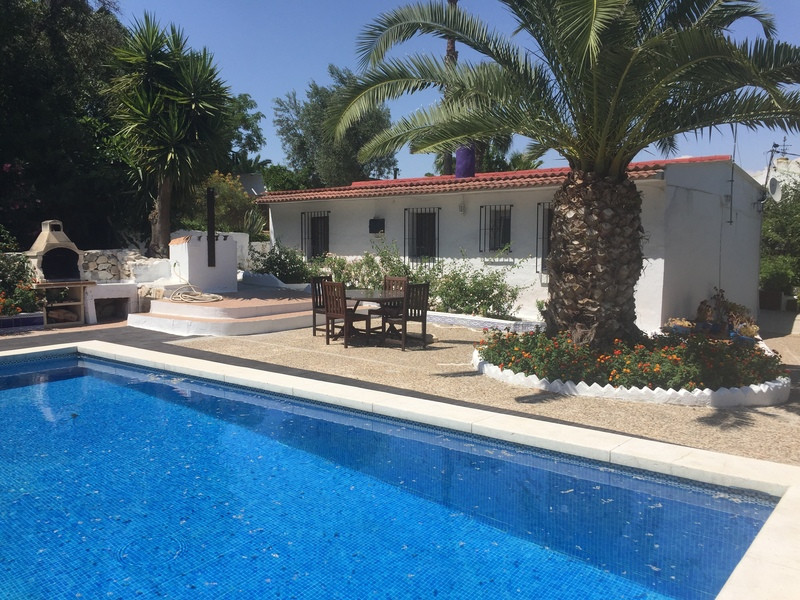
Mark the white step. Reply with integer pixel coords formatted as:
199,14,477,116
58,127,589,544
127,310,312,337
147,297,312,319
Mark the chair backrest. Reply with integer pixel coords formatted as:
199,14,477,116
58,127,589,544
322,280,348,319
383,276,407,293
311,275,332,311
405,282,429,321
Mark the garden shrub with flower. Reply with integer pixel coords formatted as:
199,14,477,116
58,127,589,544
0,225,41,316
476,329,785,392
249,240,523,318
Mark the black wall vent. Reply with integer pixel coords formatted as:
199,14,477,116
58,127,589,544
369,218,385,234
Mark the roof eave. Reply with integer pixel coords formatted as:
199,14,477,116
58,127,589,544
257,155,730,205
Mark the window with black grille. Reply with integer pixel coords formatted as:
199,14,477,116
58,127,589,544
479,204,512,253
301,211,330,259
536,202,553,273
404,207,439,262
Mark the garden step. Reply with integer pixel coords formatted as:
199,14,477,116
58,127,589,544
146,296,312,319
127,309,312,337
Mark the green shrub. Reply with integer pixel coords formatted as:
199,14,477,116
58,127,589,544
416,257,521,319
243,208,269,242
476,329,785,391
249,241,316,283
0,224,19,253
0,224,40,315
248,238,523,318
318,241,411,290
180,171,258,234
314,242,521,319
760,255,795,293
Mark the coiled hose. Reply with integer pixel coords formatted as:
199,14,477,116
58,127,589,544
169,284,223,303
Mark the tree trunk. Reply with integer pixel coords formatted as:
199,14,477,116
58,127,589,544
441,152,454,175
439,0,458,177
545,171,644,345
148,178,172,257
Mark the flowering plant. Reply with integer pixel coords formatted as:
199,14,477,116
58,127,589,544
0,228,41,315
0,283,40,316
476,328,785,392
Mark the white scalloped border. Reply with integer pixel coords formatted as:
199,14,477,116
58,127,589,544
472,349,791,407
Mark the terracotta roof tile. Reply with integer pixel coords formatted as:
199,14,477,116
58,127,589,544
256,155,731,204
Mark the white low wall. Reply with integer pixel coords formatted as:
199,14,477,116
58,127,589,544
84,282,139,325
82,249,171,283
169,234,238,293
172,230,251,270
471,349,791,407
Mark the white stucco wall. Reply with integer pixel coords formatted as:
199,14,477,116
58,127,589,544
169,234,238,293
633,180,667,332
172,230,250,270
656,162,761,325
268,188,553,321
266,160,762,331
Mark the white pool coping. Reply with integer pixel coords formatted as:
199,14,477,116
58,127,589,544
2,340,798,599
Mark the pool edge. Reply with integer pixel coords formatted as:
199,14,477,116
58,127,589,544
3,340,798,599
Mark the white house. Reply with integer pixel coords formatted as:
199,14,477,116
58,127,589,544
256,155,764,332
751,154,800,198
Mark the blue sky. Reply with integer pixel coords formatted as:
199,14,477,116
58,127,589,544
118,0,800,180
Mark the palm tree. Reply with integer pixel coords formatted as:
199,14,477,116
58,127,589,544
109,13,231,256
330,0,800,344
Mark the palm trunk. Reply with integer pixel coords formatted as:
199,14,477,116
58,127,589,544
545,171,644,345
439,0,458,177
148,178,172,257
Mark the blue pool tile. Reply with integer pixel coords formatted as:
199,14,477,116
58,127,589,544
0,356,774,600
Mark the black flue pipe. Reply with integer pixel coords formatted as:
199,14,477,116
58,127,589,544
206,187,216,267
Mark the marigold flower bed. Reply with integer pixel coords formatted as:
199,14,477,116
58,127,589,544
475,329,786,392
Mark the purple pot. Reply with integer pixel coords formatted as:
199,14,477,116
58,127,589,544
455,145,476,178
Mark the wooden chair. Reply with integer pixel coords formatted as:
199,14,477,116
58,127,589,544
381,282,429,351
322,281,371,348
310,275,332,336
368,275,407,322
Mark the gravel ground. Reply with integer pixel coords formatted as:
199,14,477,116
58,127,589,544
173,323,800,467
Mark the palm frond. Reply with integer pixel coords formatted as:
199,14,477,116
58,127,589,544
335,0,800,179
553,0,628,69
661,0,776,37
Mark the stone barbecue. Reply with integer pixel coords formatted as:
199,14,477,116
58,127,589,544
24,220,139,326
26,220,85,282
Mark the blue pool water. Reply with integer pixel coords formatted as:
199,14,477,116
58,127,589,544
0,356,774,599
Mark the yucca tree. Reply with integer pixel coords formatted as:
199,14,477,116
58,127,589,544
330,0,800,344
109,13,231,256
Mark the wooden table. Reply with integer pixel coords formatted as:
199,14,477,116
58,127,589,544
345,288,404,310
345,289,405,342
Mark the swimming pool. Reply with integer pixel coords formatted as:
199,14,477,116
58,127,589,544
1,342,799,599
